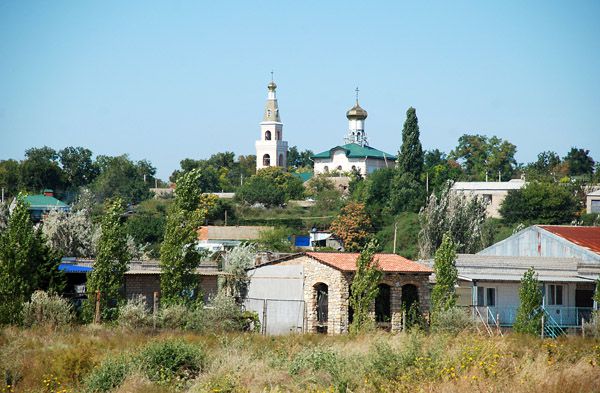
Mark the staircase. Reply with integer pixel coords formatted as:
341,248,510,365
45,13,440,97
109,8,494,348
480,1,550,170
542,307,565,339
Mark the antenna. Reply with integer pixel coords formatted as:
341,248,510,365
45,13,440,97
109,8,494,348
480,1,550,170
355,86,359,103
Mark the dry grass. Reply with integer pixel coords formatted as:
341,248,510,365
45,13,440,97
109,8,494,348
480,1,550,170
0,326,598,393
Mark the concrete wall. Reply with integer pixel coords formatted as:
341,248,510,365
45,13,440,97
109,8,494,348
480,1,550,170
124,274,219,306
587,194,600,213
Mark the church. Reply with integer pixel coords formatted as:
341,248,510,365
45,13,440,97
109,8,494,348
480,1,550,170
254,81,395,176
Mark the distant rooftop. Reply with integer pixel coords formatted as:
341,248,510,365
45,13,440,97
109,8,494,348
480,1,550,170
312,143,395,160
451,178,525,191
539,225,600,255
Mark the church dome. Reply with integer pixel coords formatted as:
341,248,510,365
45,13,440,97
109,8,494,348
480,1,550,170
268,81,277,90
346,102,368,120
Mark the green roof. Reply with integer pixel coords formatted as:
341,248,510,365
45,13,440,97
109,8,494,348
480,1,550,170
291,172,314,182
23,195,69,209
312,143,396,160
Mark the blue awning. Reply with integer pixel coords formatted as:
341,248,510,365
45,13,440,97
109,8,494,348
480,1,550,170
58,263,92,273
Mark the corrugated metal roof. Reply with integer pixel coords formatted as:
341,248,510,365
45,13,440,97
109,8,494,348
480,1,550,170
451,179,525,191
23,194,69,209
539,225,600,255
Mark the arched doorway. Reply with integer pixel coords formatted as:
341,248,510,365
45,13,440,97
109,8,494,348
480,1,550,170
401,284,419,310
314,283,328,333
375,284,391,325
265,130,272,140
263,154,270,167
278,153,284,166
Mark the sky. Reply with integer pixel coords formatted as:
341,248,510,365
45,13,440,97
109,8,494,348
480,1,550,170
1,1,599,180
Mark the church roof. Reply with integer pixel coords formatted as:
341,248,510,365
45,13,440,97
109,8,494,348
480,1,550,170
312,143,396,161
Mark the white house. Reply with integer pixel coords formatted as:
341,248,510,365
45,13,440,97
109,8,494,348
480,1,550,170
451,179,526,218
312,93,395,176
586,189,600,214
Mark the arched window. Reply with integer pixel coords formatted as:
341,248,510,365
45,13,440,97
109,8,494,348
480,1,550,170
375,284,391,323
265,130,272,140
276,130,281,140
263,154,270,167
337,165,343,171
314,283,329,333
323,166,329,173
401,284,419,311
278,153,284,166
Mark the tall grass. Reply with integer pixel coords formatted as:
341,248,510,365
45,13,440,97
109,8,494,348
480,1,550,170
0,326,598,393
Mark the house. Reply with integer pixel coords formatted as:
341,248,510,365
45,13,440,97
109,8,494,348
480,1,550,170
430,225,600,330
197,225,273,253
312,93,395,176
586,189,600,214
58,258,225,305
450,179,525,218
246,252,432,334
11,190,70,222
429,254,598,329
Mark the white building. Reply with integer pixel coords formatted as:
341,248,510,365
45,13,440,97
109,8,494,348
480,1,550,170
586,189,600,214
312,93,395,176
451,179,526,218
255,80,288,171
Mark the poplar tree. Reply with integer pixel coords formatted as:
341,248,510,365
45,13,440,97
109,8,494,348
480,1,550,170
349,240,383,334
86,197,130,320
431,233,458,316
513,267,543,335
160,169,211,305
389,107,425,213
0,196,63,324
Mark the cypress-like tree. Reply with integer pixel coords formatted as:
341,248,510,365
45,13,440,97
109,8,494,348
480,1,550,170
349,240,383,334
86,197,130,320
431,233,458,316
513,267,543,335
0,196,63,324
160,169,208,305
389,107,425,213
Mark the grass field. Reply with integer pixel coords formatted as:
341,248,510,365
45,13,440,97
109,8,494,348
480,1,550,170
1,326,599,393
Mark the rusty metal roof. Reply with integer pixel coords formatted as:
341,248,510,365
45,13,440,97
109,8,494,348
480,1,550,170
539,225,600,255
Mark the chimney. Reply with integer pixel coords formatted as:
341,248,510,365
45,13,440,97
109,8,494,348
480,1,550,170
43,189,54,197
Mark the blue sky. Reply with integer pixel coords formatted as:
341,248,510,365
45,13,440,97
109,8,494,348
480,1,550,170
1,1,599,180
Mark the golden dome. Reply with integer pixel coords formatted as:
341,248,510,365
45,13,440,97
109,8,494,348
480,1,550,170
346,102,368,120
267,81,277,90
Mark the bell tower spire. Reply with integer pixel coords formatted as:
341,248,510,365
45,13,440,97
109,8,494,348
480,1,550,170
344,87,369,146
255,76,288,171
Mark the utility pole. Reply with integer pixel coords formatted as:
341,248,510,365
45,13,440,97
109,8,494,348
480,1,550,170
426,172,429,195
498,171,501,182
1,187,4,204
393,222,398,254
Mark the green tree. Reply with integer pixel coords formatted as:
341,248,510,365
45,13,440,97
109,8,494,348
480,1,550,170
20,146,64,194
236,167,304,207
499,182,578,224
451,134,517,181
287,146,314,170
564,147,595,177
389,107,425,213
0,196,63,324
513,267,543,335
160,169,209,305
92,155,152,204
0,159,21,199
58,146,99,188
86,198,130,320
524,151,562,181
431,233,458,316
349,240,383,334
423,150,464,195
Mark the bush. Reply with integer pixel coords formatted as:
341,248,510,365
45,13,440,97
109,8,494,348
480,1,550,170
117,297,152,329
159,302,204,331
204,293,246,332
582,311,600,338
84,355,132,393
431,307,474,334
21,290,73,328
138,339,205,384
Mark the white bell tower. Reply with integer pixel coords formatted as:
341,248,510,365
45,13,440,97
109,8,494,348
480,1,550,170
255,76,288,171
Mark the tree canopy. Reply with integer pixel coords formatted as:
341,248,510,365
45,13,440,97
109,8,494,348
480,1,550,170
451,134,517,181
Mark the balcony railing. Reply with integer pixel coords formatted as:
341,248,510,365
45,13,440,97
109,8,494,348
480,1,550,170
479,306,593,328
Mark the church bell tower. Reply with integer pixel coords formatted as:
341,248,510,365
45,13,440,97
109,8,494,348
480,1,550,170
255,77,288,171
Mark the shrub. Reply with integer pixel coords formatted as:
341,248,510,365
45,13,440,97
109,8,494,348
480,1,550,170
137,339,205,384
583,311,600,338
204,293,246,332
289,346,349,391
21,290,73,328
431,307,474,334
368,341,402,379
84,355,132,393
117,297,151,329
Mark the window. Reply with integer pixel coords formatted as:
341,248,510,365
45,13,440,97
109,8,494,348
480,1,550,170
323,166,329,172
278,153,284,166
337,165,343,171
276,130,280,140
482,194,492,204
486,288,496,307
267,109,272,117
262,154,270,167
477,287,485,306
265,130,272,140
548,284,563,305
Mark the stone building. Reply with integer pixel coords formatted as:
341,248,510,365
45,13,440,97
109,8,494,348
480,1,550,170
247,252,432,334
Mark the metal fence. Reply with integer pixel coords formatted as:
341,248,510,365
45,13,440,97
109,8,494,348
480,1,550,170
243,297,305,335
